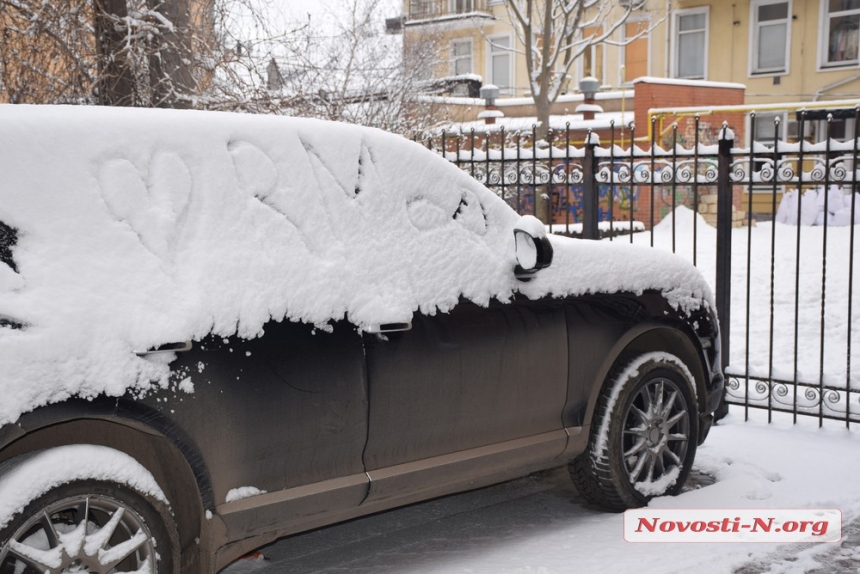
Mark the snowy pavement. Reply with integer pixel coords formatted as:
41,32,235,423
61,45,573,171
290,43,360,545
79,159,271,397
224,410,860,574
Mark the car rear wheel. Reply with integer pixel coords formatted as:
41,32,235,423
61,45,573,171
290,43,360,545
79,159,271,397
570,352,698,512
0,481,175,574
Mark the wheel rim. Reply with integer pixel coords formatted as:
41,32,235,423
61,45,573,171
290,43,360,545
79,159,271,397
0,494,156,574
621,376,690,487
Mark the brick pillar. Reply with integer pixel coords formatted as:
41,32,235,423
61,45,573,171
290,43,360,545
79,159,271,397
632,78,747,229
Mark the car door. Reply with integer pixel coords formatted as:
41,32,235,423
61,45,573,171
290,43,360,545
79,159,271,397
361,296,569,505
145,319,369,538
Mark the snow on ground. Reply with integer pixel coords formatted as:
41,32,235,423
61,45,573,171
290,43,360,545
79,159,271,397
632,207,860,395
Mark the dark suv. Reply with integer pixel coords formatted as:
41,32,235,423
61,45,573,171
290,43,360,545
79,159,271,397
0,105,723,574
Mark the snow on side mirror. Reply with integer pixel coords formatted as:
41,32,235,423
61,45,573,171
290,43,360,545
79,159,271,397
514,215,553,281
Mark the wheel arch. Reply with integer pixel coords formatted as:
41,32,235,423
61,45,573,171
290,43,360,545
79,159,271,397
0,399,216,572
581,321,708,430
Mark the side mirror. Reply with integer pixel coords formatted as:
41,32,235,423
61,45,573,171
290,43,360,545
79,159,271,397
513,216,553,281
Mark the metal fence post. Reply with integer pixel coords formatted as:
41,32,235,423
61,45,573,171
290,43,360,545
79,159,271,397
716,125,733,372
582,132,599,240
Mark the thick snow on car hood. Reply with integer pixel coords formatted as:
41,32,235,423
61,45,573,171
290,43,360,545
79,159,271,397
0,105,711,425
522,234,713,313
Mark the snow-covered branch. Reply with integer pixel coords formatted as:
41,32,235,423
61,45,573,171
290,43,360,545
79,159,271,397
0,0,450,132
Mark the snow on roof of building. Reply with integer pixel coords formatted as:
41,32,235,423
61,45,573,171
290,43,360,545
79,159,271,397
441,111,634,134
633,76,746,90
416,89,634,108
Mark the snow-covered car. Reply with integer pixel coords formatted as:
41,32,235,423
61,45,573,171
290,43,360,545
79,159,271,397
0,105,723,574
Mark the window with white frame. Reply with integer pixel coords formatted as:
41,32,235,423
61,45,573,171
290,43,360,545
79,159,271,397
821,0,860,67
622,20,650,84
580,27,605,84
409,0,435,18
450,39,473,76
451,0,474,13
751,112,787,143
749,112,787,195
673,8,708,79
751,0,790,74
488,35,513,95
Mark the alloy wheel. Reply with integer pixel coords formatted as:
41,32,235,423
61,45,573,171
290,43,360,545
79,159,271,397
621,377,691,485
0,494,156,574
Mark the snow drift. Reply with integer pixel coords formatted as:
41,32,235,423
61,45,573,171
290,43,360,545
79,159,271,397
775,185,860,227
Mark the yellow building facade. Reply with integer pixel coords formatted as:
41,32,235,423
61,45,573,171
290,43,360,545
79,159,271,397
400,0,860,217
402,0,656,96
402,0,860,105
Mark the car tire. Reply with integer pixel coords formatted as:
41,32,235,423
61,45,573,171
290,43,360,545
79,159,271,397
0,480,177,574
570,352,699,512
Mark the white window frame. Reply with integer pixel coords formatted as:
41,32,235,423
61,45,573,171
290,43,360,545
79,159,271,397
749,0,791,76
818,0,860,69
620,16,651,85
450,0,474,13
670,7,709,80
409,0,435,18
576,39,607,86
748,111,788,144
486,34,514,95
450,38,473,77
747,111,788,195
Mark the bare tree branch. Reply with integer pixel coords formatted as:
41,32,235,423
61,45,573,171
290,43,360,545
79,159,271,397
0,0,446,133
499,0,660,221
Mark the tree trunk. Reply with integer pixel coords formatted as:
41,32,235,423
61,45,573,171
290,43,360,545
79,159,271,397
534,92,553,223
95,0,137,106
150,0,195,108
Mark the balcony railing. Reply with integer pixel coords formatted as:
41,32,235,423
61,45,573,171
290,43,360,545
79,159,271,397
407,0,490,21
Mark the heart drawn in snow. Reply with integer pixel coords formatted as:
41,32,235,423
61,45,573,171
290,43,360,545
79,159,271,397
97,152,192,261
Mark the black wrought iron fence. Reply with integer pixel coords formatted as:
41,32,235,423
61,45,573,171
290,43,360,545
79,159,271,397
728,110,860,427
422,121,721,256
424,109,860,426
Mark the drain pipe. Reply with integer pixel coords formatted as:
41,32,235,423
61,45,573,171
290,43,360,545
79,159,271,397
813,73,860,101
664,0,672,77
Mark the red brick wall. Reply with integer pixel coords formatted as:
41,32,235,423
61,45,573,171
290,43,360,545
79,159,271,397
633,78,746,145
630,79,747,227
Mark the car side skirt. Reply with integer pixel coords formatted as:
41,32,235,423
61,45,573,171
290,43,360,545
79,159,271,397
214,428,586,569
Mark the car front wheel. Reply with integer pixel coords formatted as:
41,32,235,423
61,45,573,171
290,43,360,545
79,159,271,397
0,480,175,574
570,352,699,511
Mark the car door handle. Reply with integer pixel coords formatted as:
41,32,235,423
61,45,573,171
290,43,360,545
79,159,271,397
365,322,412,334
135,341,193,356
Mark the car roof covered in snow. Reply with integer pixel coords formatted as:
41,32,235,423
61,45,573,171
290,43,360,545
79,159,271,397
0,105,711,425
